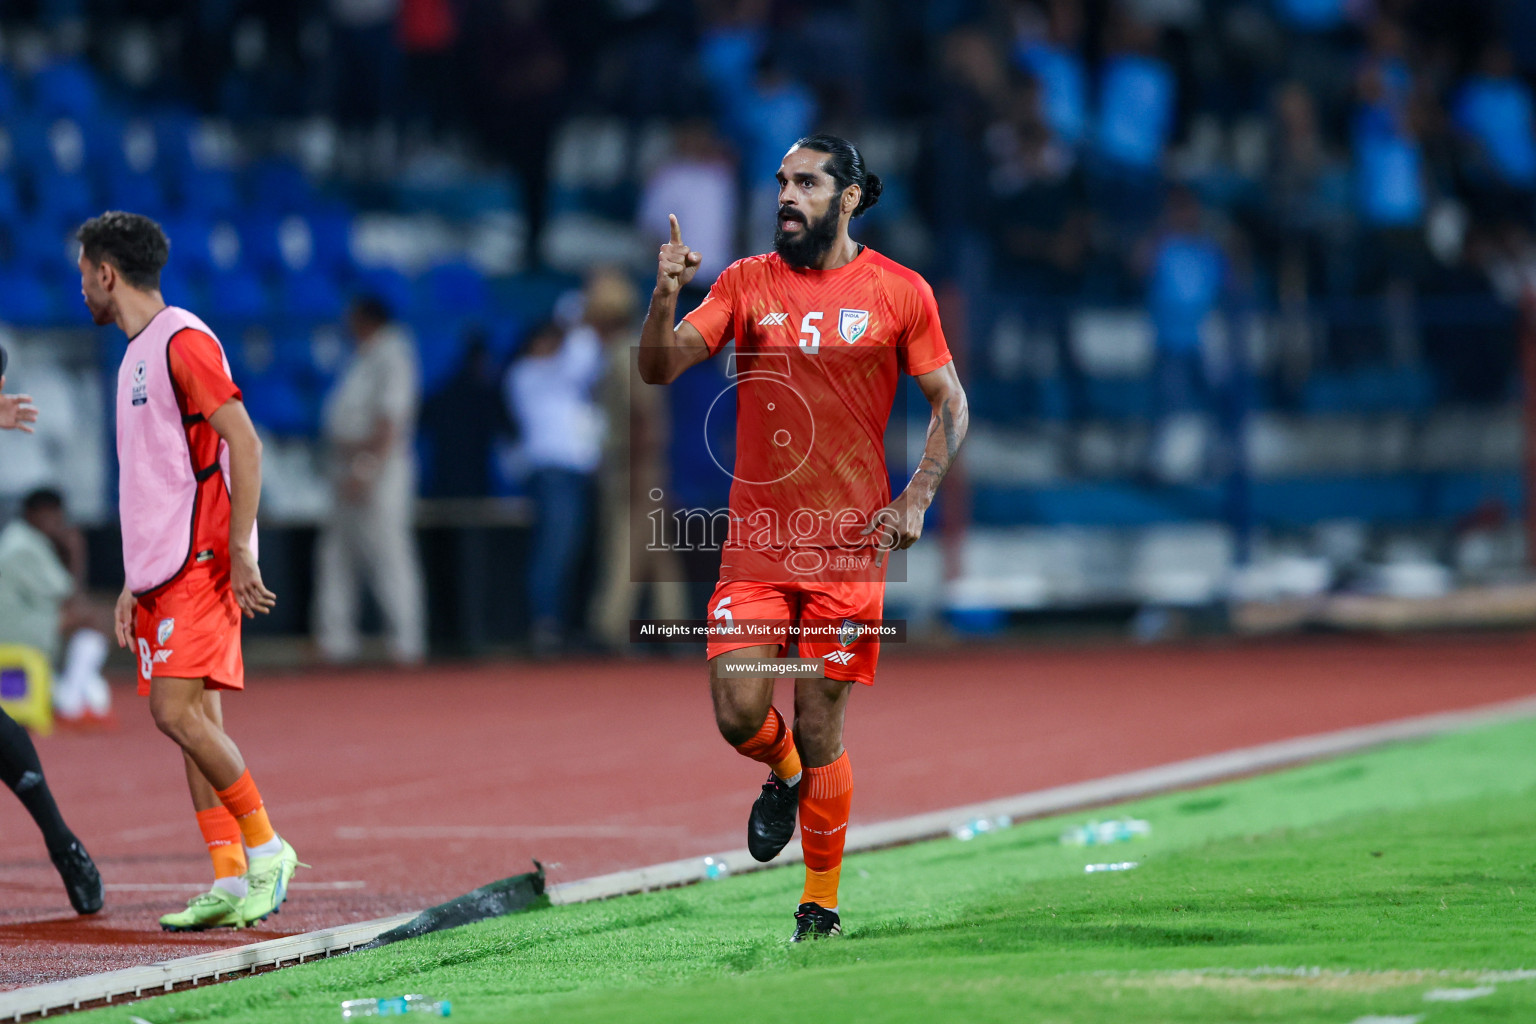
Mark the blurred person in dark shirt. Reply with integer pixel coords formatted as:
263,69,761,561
421,329,512,498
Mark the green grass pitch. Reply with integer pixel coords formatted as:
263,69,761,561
82,716,1536,1023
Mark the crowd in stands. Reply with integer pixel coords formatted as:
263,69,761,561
0,0,1529,485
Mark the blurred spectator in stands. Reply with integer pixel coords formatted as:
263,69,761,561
469,0,569,268
315,296,426,665
1420,223,1517,406
329,0,401,126
1351,18,1429,295
582,269,687,650
420,328,512,498
0,489,114,725
732,53,819,256
1091,10,1175,238
506,320,604,657
985,72,1091,419
1268,80,1350,301
1453,44,1536,223
1009,0,1088,149
398,0,460,136
933,25,1011,246
637,118,738,301
1139,186,1229,479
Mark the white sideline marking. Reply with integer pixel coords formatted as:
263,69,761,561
104,881,367,893
1423,986,1496,1002
3,692,1533,1022
335,825,688,841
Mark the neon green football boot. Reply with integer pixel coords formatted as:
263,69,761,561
160,887,245,931
241,837,300,926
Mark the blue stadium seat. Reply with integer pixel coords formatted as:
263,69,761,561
0,175,20,222
235,214,283,273
31,60,99,121
352,266,415,320
240,372,312,437
249,159,313,214
206,268,268,321
177,167,240,217
421,262,490,313
0,269,59,325
12,217,73,275
159,215,216,275
306,209,353,272
5,115,54,176
102,168,167,215
33,171,96,225
157,262,201,310
281,267,344,319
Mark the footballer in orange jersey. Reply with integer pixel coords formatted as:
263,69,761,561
640,135,969,940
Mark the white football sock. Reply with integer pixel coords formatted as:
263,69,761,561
246,835,283,860
213,875,249,898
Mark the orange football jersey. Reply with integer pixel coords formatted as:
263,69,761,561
683,247,951,577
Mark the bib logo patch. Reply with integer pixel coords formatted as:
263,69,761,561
131,360,148,407
157,617,175,646
838,309,869,344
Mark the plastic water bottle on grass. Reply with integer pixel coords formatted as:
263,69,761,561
340,995,452,1018
1060,818,1151,847
702,856,730,880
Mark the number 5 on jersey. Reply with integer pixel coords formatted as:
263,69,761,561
799,312,823,355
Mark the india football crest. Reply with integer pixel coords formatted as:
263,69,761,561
838,308,869,344
838,618,860,647
157,618,175,645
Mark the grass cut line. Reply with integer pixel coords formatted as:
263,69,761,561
74,715,1536,1024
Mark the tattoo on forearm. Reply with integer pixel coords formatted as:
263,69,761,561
910,397,967,492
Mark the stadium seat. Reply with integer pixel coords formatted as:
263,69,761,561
352,265,415,319
413,323,467,396
102,167,168,213
10,220,73,276
31,59,99,121
281,267,345,319
158,215,216,275
177,166,241,217
421,262,490,313
33,171,97,226
0,268,60,325
0,174,19,222
235,214,283,273
206,267,269,321
249,158,314,215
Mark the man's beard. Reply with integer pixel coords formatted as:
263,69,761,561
773,204,840,268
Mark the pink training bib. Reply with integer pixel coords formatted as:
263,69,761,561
116,306,256,594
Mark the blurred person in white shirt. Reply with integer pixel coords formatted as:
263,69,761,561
637,119,738,300
0,489,115,724
505,320,604,656
315,296,426,664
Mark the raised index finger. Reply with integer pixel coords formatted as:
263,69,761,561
669,213,682,245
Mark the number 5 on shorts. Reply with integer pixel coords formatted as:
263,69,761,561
712,596,734,627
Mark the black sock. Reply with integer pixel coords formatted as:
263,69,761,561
0,708,74,853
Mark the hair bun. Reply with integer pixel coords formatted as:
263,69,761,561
857,172,883,216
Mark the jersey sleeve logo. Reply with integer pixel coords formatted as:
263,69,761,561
757,312,790,326
838,309,870,344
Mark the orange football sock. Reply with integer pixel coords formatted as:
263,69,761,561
196,806,247,879
798,751,853,908
732,706,803,782
215,770,276,849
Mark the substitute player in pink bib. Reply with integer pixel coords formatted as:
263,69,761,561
78,212,300,932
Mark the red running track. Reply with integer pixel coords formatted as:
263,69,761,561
3,632,1535,989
